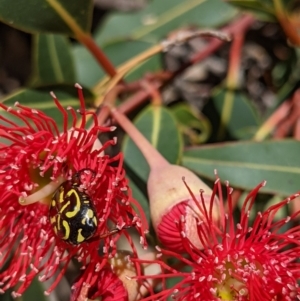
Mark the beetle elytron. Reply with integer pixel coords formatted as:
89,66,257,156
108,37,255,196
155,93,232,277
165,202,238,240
49,169,98,245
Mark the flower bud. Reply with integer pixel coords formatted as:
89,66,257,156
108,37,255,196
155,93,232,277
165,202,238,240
72,251,141,301
148,164,220,252
109,108,220,252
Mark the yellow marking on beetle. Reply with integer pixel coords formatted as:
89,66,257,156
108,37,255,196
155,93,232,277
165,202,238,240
65,189,81,218
83,200,89,204
57,214,61,230
86,209,94,219
62,220,70,239
58,187,65,203
93,216,97,225
50,216,56,225
81,217,87,225
51,200,56,207
59,200,71,215
77,229,85,243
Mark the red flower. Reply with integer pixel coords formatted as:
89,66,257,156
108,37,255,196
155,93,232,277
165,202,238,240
135,173,300,301
0,84,148,298
71,250,142,301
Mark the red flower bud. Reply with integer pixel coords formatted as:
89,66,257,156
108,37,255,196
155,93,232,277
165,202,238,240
148,164,220,252
110,108,220,252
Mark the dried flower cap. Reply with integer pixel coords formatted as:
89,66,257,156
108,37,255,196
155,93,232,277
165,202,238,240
137,176,300,301
0,84,148,297
110,251,140,301
148,164,220,252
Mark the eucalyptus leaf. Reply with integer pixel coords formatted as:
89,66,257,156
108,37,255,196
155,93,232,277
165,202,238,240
0,85,94,129
73,40,158,88
0,291,13,301
127,175,150,225
122,105,183,182
182,140,300,196
96,0,237,44
212,88,260,140
0,0,93,36
31,34,76,86
226,0,276,21
22,277,48,301
172,103,211,145
73,0,237,87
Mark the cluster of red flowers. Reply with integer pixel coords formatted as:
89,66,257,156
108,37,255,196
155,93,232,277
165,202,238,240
0,84,148,300
135,176,300,300
1,84,300,301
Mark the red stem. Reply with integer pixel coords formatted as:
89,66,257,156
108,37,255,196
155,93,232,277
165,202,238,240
110,108,169,171
274,0,300,46
117,15,255,116
191,15,254,64
118,81,162,114
79,34,117,77
227,32,244,88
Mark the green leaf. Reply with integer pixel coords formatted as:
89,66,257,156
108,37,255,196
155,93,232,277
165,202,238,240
0,0,93,36
212,88,260,139
73,0,237,87
22,277,48,301
73,39,159,88
0,85,94,128
122,106,183,182
127,176,150,225
0,291,13,301
0,278,48,301
96,0,236,44
171,103,211,145
31,34,76,86
269,49,300,110
124,56,161,83
228,0,297,22
226,0,276,21
182,140,300,196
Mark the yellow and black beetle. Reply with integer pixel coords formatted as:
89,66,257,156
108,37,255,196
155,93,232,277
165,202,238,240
49,169,98,245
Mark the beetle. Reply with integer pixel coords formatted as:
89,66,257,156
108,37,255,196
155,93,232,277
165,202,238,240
49,169,98,245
